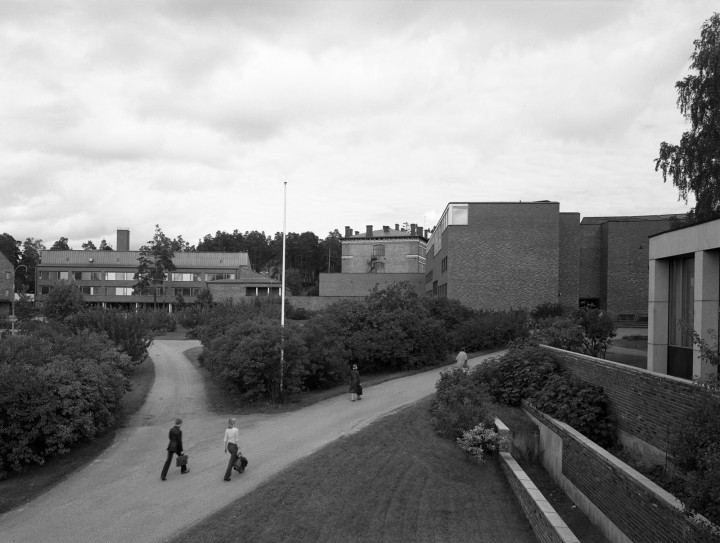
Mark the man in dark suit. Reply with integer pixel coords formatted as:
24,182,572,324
161,418,189,480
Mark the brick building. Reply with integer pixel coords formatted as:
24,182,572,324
35,230,281,311
319,223,427,298
579,215,678,320
0,252,13,316
424,202,579,311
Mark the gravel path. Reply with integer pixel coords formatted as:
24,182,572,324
0,340,502,543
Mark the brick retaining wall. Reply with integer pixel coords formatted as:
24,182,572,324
525,406,714,543
540,345,718,463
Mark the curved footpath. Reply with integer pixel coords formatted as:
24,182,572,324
0,341,503,543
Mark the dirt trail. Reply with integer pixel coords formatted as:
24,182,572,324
0,341,501,543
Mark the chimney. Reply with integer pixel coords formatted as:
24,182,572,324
366,225,373,238
410,223,417,236
418,227,424,238
117,228,130,251
383,225,390,233
344,226,352,238
395,223,399,231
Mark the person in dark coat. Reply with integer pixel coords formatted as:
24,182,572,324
161,418,189,480
349,364,360,402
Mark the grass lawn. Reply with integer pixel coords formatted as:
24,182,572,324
171,396,538,543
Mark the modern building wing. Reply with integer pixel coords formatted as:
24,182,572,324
648,217,720,379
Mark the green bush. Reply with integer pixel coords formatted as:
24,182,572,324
533,374,616,448
0,326,131,478
670,395,720,525
530,302,564,321
431,367,491,439
66,310,153,364
473,345,559,406
202,317,309,403
42,280,86,321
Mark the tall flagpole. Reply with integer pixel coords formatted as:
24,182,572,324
280,181,287,401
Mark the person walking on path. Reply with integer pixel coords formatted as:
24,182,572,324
161,418,189,480
223,418,242,481
456,348,468,368
349,364,360,402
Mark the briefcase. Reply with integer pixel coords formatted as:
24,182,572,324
176,454,189,467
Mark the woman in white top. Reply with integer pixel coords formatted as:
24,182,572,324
223,418,241,481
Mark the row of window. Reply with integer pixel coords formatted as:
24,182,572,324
40,285,203,297
38,271,236,282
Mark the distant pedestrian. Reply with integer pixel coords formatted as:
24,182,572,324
161,418,189,481
456,348,468,368
223,418,242,482
349,364,360,402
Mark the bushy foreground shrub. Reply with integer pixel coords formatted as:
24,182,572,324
468,344,616,448
670,395,720,525
456,423,506,463
474,345,559,406
431,367,491,439
0,326,132,478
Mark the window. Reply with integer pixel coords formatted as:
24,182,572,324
75,271,102,280
59,271,69,280
5,272,9,280
668,256,695,379
438,284,447,298
433,281,438,295
372,244,385,258
669,256,695,348
112,287,134,296
40,271,58,280
171,273,199,282
373,262,385,273
441,256,448,273
206,273,235,281
173,287,200,297
105,272,134,280
80,286,103,295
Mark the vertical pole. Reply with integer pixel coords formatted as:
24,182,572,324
280,181,287,401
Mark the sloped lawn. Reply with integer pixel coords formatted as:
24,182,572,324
172,396,537,543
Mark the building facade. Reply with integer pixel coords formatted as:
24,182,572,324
424,202,579,311
0,252,13,316
648,218,720,379
319,223,428,298
32,229,284,311
579,215,678,320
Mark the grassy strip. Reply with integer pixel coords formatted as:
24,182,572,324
0,355,155,515
172,397,537,543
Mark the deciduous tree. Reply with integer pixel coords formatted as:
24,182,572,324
50,237,70,251
133,225,176,309
656,13,720,223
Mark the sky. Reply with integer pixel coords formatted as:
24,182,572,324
1,0,717,250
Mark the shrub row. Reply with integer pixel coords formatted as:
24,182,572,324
189,282,530,403
0,325,134,478
432,344,617,449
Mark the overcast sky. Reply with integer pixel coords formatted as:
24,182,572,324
1,0,716,250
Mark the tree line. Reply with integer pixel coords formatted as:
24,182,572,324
0,227,344,296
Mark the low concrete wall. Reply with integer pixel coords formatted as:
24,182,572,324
525,405,715,543
499,452,580,543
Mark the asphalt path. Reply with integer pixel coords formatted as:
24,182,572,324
0,341,503,543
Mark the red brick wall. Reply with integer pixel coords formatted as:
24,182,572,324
542,346,717,456
320,273,425,297
579,223,603,304
526,406,712,543
605,220,672,316
558,213,580,309
446,202,560,310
